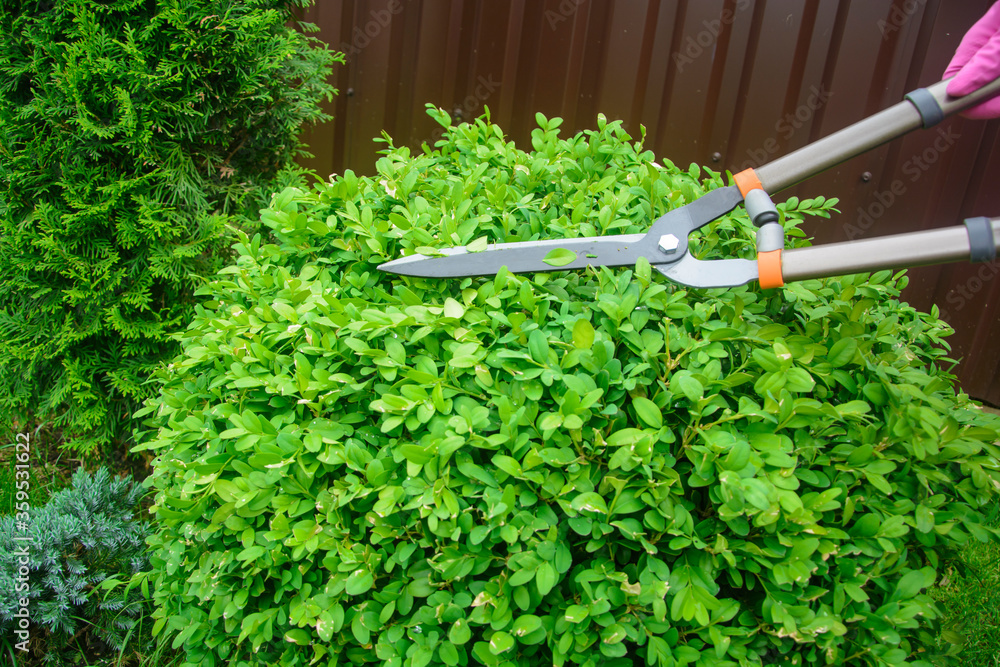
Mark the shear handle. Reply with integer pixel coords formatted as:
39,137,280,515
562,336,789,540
749,76,1000,195
776,217,1000,284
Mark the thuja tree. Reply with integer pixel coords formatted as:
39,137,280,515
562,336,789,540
136,108,1000,666
0,0,341,454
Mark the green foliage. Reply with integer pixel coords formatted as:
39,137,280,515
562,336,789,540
0,467,151,665
0,0,341,454
137,107,1000,666
1,424,87,518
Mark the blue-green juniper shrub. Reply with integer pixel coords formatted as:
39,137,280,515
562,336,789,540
0,467,150,664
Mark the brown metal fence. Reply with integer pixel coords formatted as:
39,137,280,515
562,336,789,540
297,0,1000,405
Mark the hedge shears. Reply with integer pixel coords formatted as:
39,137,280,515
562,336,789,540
379,78,1000,288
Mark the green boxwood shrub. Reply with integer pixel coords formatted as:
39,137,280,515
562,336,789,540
0,0,341,453
137,108,1000,666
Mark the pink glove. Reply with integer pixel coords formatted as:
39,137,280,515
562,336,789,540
945,2,1000,118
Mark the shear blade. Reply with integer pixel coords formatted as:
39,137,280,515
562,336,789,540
378,234,648,278
655,254,759,289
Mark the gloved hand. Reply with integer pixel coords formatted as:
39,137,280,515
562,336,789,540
945,2,1000,118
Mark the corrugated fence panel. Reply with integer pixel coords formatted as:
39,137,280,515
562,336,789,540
297,0,1000,404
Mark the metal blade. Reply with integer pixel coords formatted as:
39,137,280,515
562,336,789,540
377,184,747,280
654,254,758,288
378,234,647,278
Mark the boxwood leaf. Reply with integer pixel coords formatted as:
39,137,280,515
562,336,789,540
489,631,515,654
316,611,337,642
351,613,370,645
828,338,858,367
345,569,374,595
572,318,595,349
467,236,489,252
601,623,627,644
864,471,893,495
284,629,311,645
439,642,460,666
536,561,558,596
632,397,662,429
449,619,472,645
742,479,772,511
785,367,815,392
893,568,935,600
915,504,935,533
674,373,704,402
512,614,542,636
837,400,871,417
400,444,434,465
493,455,523,477
571,492,608,514
444,298,465,319
528,329,550,363
542,248,577,267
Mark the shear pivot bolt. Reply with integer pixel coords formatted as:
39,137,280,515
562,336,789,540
658,234,681,254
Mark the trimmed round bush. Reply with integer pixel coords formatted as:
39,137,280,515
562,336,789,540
138,108,1000,667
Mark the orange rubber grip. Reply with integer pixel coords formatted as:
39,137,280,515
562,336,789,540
734,168,763,197
758,249,784,289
